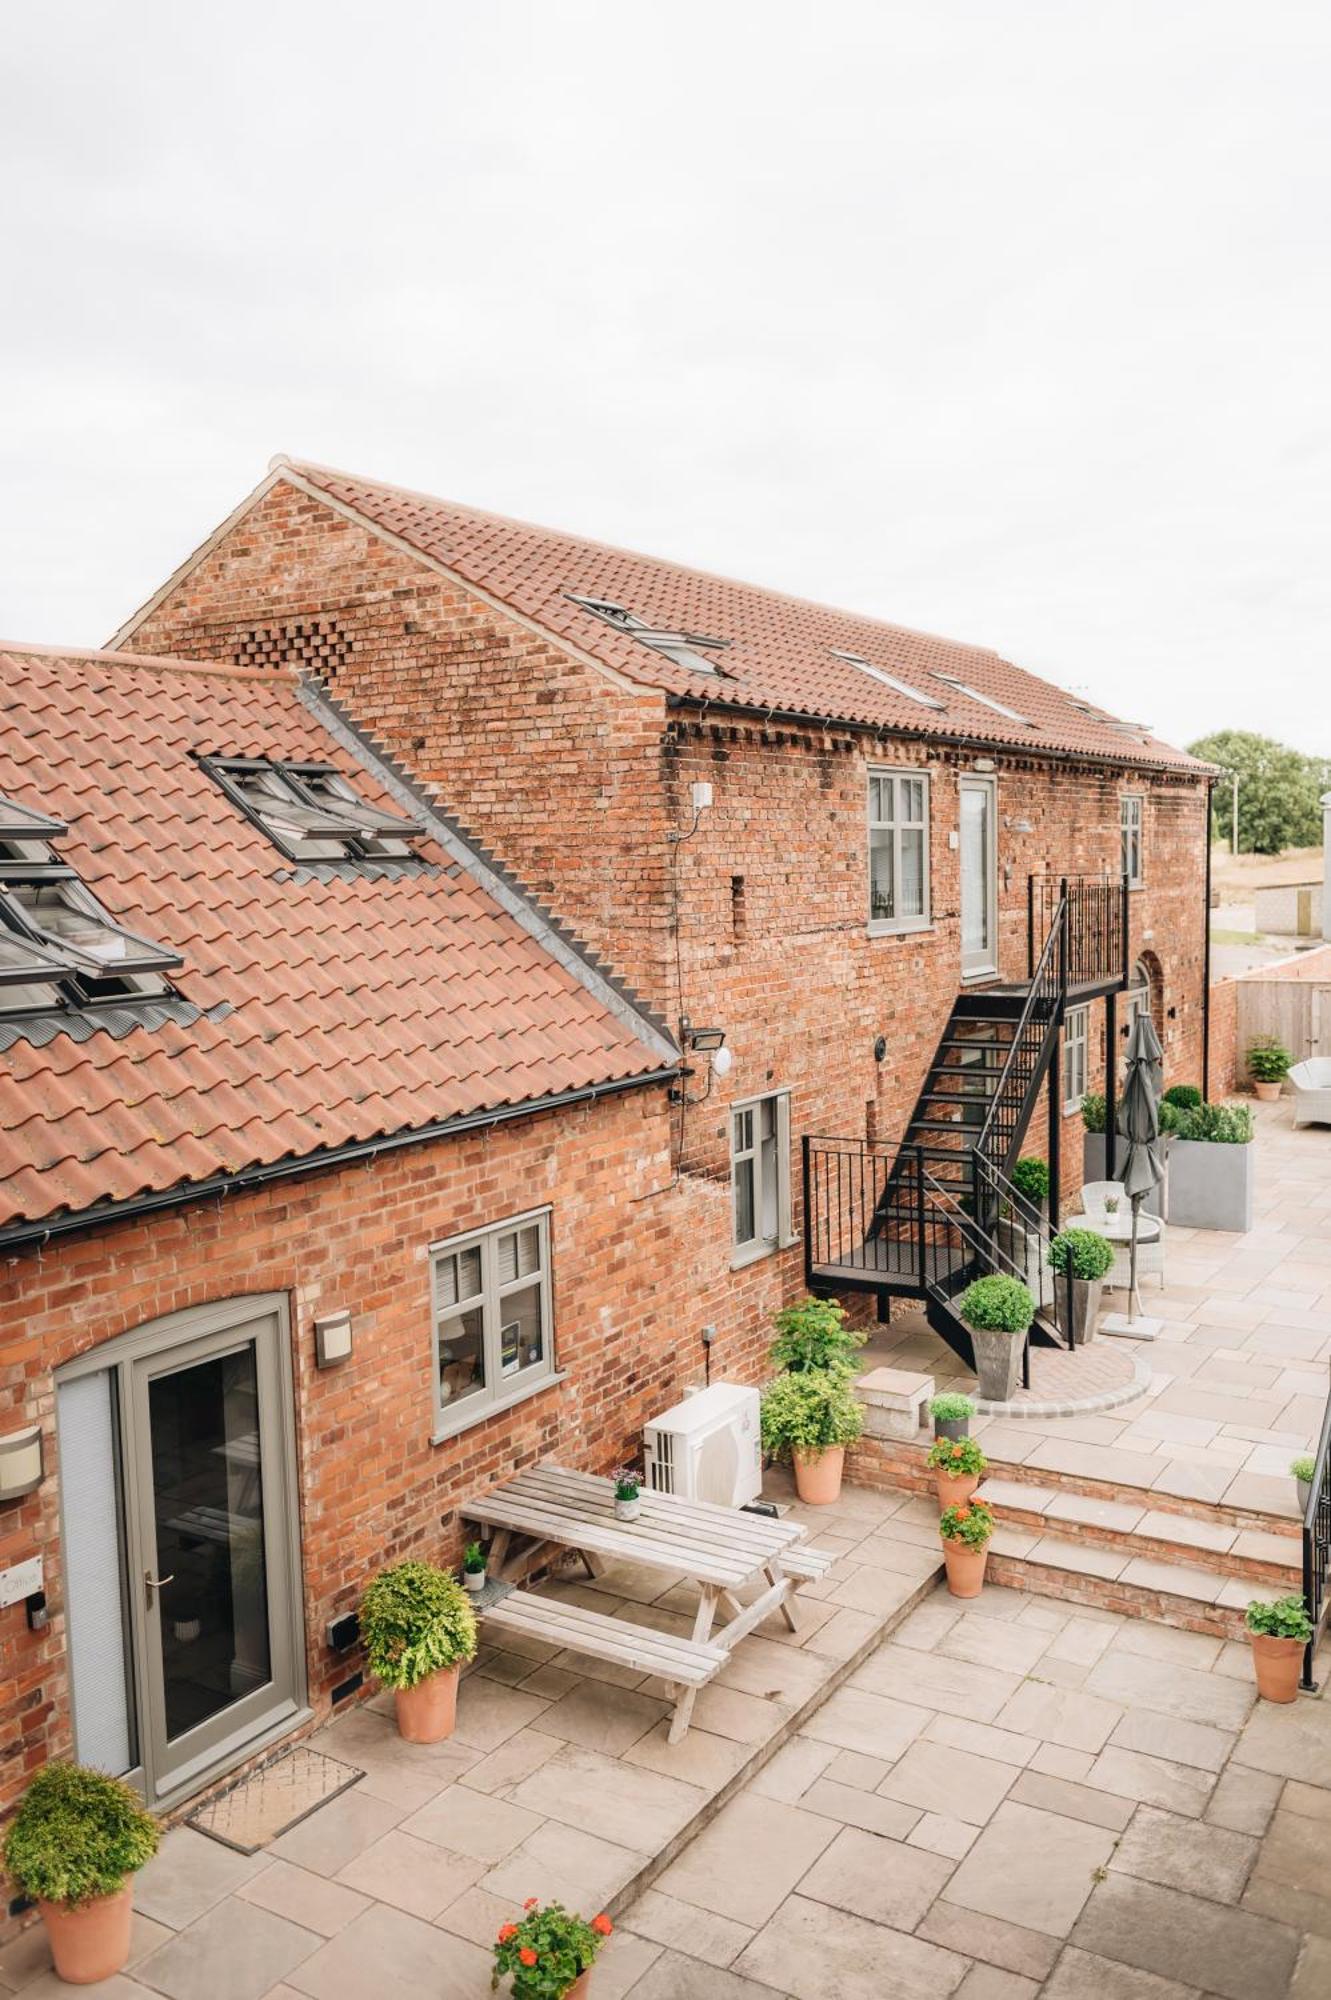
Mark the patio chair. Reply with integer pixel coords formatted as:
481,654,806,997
1290,1059,1331,1129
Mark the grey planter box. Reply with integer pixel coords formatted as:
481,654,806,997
1053,1273,1105,1346
1165,1138,1254,1233
1082,1130,1165,1217
967,1323,1023,1401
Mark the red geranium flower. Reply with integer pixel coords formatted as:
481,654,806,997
592,1913,613,1936
951,1443,963,1457
519,1947,539,1967
497,1923,518,1943
524,1898,539,1910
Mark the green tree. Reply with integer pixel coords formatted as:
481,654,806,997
1187,729,1327,855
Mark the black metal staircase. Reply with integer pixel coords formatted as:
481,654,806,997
804,873,1130,1380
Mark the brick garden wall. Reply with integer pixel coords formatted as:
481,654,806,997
0,1084,766,1828
1208,975,1240,1099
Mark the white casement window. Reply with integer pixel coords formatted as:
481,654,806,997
868,770,930,933
1063,1004,1089,1112
431,1208,555,1438
1120,795,1144,888
732,1091,792,1263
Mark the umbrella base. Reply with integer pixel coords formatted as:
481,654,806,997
1101,1312,1162,1341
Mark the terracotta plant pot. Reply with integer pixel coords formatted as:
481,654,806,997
1253,1080,1282,1103
1249,1630,1304,1703
394,1662,461,1742
942,1538,989,1598
38,1883,134,1985
564,1973,591,1999
793,1445,844,1505
934,1469,980,1511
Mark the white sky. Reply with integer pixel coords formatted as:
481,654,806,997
2,2,1328,755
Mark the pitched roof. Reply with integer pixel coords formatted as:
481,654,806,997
0,644,675,1237
260,459,1200,772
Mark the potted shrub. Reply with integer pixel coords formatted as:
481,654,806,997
1010,1156,1050,1217
768,1295,866,1377
930,1391,975,1441
613,1469,642,1523
760,1369,863,1505
492,1899,613,1998
1248,1038,1292,1103
1049,1227,1114,1346
939,1498,995,1598
1244,1594,1313,1704
927,1434,987,1510
1163,1083,1202,1111
2,1763,159,1985
462,1541,488,1594
360,1559,478,1744
1292,1455,1316,1516
996,1156,1051,1284
1167,1101,1255,1232
956,1275,1034,1403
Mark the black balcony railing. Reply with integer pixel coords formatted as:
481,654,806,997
1301,1370,1331,1689
1028,872,1129,991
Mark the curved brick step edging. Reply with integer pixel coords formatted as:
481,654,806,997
976,1352,1153,1419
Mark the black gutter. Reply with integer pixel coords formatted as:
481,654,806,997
665,692,1212,780
1202,776,1214,1101
0,1067,679,1256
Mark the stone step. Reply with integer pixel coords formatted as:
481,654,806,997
984,1537,1287,1642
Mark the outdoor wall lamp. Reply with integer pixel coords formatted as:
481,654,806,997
0,1425,44,1502
682,1020,726,1053
314,1311,354,1369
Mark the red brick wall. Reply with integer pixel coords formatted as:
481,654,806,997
1208,976,1240,1098
126,474,1211,1271
0,1085,769,1826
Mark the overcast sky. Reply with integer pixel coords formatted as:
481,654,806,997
2,3,1327,755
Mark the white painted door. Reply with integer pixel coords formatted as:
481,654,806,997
959,777,998,980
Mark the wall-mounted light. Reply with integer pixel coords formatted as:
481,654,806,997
0,1425,44,1502
314,1311,354,1369
681,1021,726,1053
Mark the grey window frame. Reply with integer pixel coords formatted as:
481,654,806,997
565,594,732,677
730,1089,793,1267
200,756,424,863
1063,1004,1089,1113
429,1207,558,1441
1121,794,1144,888
867,767,932,935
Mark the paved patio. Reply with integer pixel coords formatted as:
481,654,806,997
865,1097,1331,1519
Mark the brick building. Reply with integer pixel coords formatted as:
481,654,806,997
0,641,750,1831
115,457,1213,1316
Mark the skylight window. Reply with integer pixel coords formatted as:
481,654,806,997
202,758,425,862
829,650,947,711
0,793,181,1016
931,675,1033,726
566,594,731,677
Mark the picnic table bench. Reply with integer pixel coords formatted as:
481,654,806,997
462,1463,832,1741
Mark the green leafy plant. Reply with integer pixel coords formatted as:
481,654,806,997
3,1764,159,1908
957,1275,1034,1336
1049,1228,1114,1281
1080,1091,1106,1134
1248,1038,1292,1084
613,1468,641,1502
1157,1100,1181,1136
463,1541,487,1575
768,1296,866,1377
1291,1456,1316,1483
939,1499,995,1549
760,1370,863,1460
1163,1083,1202,1110
1010,1157,1049,1207
492,1899,612,1998
360,1560,478,1691
927,1435,987,1477
930,1392,975,1423
1173,1101,1254,1145
1244,1595,1313,1643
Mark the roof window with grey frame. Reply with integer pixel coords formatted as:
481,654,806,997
200,757,425,862
566,594,734,677
0,793,182,1016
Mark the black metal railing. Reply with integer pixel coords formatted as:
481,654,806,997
978,894,1067,1179
803,1136,924,1283
1301,1373,1331,1690
1028,872,1129,990
918,1164,1037,1388
972,1152,1067,1344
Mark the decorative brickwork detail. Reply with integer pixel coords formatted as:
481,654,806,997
231,618,353,674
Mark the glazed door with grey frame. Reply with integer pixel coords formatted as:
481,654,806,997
959,776,998,980
56,1297,305,1809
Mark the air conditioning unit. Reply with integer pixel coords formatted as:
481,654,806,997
643,1383,763,1508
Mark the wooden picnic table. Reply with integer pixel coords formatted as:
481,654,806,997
462,1463,817,1740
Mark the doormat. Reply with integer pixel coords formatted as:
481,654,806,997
188,1746,364,1855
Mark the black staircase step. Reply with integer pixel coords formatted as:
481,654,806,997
908,1119,981,1136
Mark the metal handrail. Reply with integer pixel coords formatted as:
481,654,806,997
977,892,1066,1175
918,1162,1034,1389
1028,872,1129,989
1301,1370,1331,1690
972,1152,1067,1344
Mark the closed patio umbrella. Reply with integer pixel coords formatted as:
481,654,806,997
1116,1010,1165,1323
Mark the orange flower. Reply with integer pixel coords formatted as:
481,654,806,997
497,1923,518,1943
951,1443,963,1458
519,1947,539,1967
592,1913,613,1936
524,1898,539,1910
